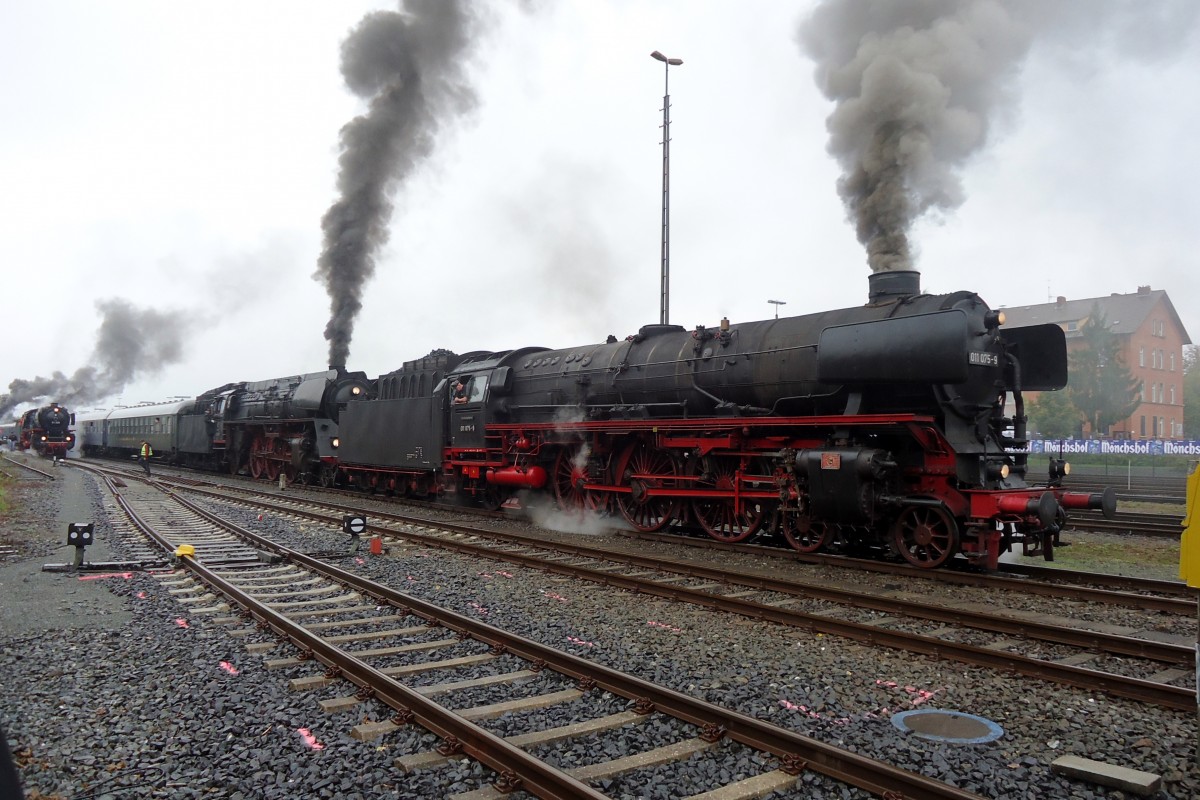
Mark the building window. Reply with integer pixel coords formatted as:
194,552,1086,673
1171,385,1176,404
1139,346,1145,367
1140,416,1146,436
1066,321,1078,332
1170,352,1176,371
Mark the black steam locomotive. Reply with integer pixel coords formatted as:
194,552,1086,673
77,271,1113,570
15,403,75,458
334,271,1113,569
186,369,372,482
77,369,372,482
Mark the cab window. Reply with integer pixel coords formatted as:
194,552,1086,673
467,375,488,404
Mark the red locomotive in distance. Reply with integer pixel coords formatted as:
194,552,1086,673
16,403,76,459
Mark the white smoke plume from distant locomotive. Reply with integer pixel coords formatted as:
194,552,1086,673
314,0,488,369
0,299,188,419
798,0,1199,273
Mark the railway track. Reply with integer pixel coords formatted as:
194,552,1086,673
1,452,58,481
1064,509,1184,537
1066,475,1187,505
73,461,993,799
87,459,1195,599
91,464,1197,713
619,529,1197,609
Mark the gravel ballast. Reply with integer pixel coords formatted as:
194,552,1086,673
2,459,1197,798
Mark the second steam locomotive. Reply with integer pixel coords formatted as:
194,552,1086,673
11,403,75,458
76,271,1114,570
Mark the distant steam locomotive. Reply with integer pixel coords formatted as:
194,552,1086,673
77,369,371,482
75,271,1114,569
14,403,75,458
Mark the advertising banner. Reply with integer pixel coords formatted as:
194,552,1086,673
1009,439,1200,457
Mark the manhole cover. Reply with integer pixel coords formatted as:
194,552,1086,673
891,709,1004,744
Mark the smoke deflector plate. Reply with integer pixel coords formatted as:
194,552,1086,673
890,709,1004,744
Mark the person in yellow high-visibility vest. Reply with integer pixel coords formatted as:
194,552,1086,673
139,440,153,477
1181,464,1200,587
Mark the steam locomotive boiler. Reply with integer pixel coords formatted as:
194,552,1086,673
338,270,1113,570
16,403,75,458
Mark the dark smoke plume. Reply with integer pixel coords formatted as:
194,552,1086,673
799,1,1033,272
798,0,1200,273
0,298,188,419
315,0,485,368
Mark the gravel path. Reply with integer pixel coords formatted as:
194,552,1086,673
2,462,1197,798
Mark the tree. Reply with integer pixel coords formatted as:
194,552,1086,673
1067,305,1140,437
1025,389,1080,439
1185,345,1200,438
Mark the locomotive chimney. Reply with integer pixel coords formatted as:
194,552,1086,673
867,270,921,303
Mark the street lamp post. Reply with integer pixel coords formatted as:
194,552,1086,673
651,50,682,325
768,299,787,319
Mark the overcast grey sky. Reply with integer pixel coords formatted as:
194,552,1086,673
2,1,1198,415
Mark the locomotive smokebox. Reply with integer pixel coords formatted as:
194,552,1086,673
868,270,921,303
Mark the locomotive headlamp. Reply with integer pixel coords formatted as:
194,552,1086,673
984,310,1006,328
351,386,362,396
331,437,340,448
986,461,1010,481
1049,458,1070,485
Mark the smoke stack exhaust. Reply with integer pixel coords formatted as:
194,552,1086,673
868,270,920,303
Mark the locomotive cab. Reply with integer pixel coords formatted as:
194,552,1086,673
448,373,487,450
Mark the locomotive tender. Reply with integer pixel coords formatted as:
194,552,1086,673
74,271,1114,570
14,403,75,458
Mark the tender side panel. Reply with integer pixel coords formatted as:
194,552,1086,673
339,397,443,469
